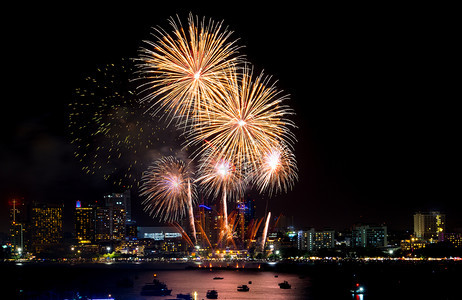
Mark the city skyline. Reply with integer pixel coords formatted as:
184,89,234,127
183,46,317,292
6,192,461,260
2,4,460,234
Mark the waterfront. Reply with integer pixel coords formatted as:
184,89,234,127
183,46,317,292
5,260,462,299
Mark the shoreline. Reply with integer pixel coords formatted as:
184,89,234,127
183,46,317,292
3,257,461,270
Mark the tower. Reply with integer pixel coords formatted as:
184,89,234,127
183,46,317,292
9,198,27,255
75,200,95,244
414,211,445,242
104,190,132,222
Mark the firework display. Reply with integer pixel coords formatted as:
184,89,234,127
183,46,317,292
195,146,245,200
72,13,298,252
186,64,296,170
261,211,271,251
136,13,243,126
140,156,196,223
136,14,298,249
253,143,298,196
195,146,245,235
68,60,183,188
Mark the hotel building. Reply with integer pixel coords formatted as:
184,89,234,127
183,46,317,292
414,211,445,242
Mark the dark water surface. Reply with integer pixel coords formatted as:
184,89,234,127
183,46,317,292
7,263,309,300
4,261,462,299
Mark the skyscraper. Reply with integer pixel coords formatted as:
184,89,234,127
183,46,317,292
94,205,126,241
31,203,63,253
235,196,256,247
104,190,132,221
196,204,219,249
75,200,95,244
95,206,111,241
9,198,28,254
414,211,445,242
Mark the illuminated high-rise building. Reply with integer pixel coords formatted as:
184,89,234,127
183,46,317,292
235,197,256,243
414,211,445,242
9,198,28,254
297,228,335,251
196,204,219,249
31,203,63,253
75,200,95,244
111,206,126,240
125,221,138,240
104,190,132,221
351,225,387,248
94,205,126,241
95,206,111,241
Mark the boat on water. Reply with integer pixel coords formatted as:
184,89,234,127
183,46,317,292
177,293,193,300
350,283,366,295
237,284,250,292
206,289,218,299
213,276,224,280
278,280,291,289
140,279,172,296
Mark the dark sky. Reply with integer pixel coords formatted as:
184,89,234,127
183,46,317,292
1,4,460,233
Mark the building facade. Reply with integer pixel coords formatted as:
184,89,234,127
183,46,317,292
31,203,63,253
234,198,256,247
9,198,28,254
94,205,126,241
414,211,445,242
137,226,185,253
400,236,427,252
196,204,220,249
351,225,387,248
104,190,132,222
297,229,335,252
75,200,95,244
442,233,462,248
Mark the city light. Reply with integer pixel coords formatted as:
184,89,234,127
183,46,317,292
198,204,211,210
2,7,461,300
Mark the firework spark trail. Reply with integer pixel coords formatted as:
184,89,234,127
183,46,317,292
69,60,165,189
172,222,195,248
140,156,195,223
253,143,298,196
222,190,229,236
247,218,263,245
261,211,271,251
135,14,299,251
195,221,213,249
196,147,244,239
187,179,197,244
136,13,243,126
273,213,283,229
185,64,297,170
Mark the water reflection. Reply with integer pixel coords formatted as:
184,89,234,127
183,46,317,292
353,294,364,300
14,267,309,299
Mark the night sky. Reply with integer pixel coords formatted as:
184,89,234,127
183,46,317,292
1,4,460,233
